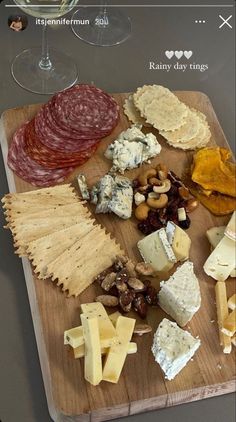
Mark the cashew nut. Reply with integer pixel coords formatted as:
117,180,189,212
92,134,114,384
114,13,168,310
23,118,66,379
148,192,159,199
153,179,171,193
138,168,157,186
135,202,150,220
147,193,168,209
134,192,146,206
156,163,168,181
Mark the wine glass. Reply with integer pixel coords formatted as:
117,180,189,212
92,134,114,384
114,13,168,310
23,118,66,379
71,1,131,46
11,0,79,94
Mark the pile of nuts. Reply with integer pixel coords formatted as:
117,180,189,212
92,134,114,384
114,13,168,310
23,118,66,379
133,163,198,235
95,255,158,319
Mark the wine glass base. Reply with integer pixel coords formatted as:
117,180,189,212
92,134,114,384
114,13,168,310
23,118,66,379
71,7,131,46
11,48,78,94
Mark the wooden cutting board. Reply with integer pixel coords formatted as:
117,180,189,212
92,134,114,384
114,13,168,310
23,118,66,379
0,92,235,422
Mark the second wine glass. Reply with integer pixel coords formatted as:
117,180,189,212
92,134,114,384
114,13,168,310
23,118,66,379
71,1,131,46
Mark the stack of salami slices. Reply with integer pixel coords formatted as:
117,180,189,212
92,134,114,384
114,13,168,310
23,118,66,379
7,84,119,187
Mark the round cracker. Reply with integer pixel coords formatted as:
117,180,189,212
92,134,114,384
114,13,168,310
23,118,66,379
166,120,211,150
159,108,201,143
143,96,188,131
133,85,173,116
123,95,147,126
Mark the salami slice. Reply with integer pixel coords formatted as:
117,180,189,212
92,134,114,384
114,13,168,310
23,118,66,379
50,84,119,135
7,124,75,187
25,119,99,168
34,104,101,153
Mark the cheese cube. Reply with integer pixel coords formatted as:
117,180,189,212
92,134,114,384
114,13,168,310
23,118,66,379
64,326,84,348
158,261,201,327
138,228,177,272
102,316,135,383
81,302,118,348
152,318,201,380
81,315,102,386
204,235,236,281
166,221,191,261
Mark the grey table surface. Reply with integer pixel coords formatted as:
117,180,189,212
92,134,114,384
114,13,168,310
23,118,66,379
0,1,235,421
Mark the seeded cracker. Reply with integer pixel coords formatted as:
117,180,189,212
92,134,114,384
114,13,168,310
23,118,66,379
143,96,188,131
27,221,95,278
45,225,124,297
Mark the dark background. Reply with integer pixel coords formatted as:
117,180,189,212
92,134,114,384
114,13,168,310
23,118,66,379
0,1,235,421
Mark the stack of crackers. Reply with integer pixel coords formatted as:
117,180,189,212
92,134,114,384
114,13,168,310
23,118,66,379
2,184,123,297
124,85,211,150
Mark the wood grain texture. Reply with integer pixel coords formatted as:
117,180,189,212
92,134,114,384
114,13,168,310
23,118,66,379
0,92,235,422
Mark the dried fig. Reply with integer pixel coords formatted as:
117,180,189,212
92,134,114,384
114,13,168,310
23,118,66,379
119,290,135,313
133,294,148,319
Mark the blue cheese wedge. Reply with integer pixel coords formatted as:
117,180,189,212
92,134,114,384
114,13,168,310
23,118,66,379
109,176,133,219
152,318,201,380
137,228,177,272
104,124,161,174
158,261,201,327
76,174,90,201
166,221,191,261
92,174,133,219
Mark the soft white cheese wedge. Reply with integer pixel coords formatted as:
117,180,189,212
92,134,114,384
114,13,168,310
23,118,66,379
152,318,201,380
206,226,236,278
137,228,177,272
104,124,161,173
158,261,201,327
204,235,236,281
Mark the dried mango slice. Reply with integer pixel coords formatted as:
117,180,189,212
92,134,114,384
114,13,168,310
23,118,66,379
192,147,236,197
189,185,236,215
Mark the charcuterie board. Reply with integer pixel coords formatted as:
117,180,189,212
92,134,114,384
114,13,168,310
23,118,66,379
0,91,235,422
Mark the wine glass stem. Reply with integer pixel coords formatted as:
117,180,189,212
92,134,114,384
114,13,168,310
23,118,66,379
39,22,52,71
96,1,109,27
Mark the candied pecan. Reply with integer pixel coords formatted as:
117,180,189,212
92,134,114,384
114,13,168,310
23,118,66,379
133,294,148,319
127,277,145,292
135,262,155,276
113,258,124,272
125,260,137,278
145,286,158,306
116,268,129,292
96,295,118,307
101,272,116,291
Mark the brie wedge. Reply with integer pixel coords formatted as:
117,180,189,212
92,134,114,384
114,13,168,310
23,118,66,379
152,318,201,380
206,226,236,278
158,261,201,327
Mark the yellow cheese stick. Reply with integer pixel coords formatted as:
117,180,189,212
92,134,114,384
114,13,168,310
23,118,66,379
221,309,236,337
103,316,136,383
81,314,102,386
228,293,236,311
81,302,117,348
231,335,236,347
73,341,137,359
215,281,232,354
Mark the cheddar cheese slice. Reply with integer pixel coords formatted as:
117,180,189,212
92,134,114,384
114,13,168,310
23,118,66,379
81,314,102,386
221,309,236,337
102,316,135,383
73,341,137,359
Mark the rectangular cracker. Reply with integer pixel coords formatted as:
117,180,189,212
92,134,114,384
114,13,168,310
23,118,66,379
27,221,95,278
45,226,124,296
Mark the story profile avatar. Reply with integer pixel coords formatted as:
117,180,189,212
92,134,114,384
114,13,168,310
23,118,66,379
8,14,28,32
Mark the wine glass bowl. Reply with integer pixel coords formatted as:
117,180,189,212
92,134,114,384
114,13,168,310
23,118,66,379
11,0,79,94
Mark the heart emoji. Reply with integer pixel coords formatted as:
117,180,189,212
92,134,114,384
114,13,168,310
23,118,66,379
184,50,193,59
175,51,183,59
165,50,174,59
